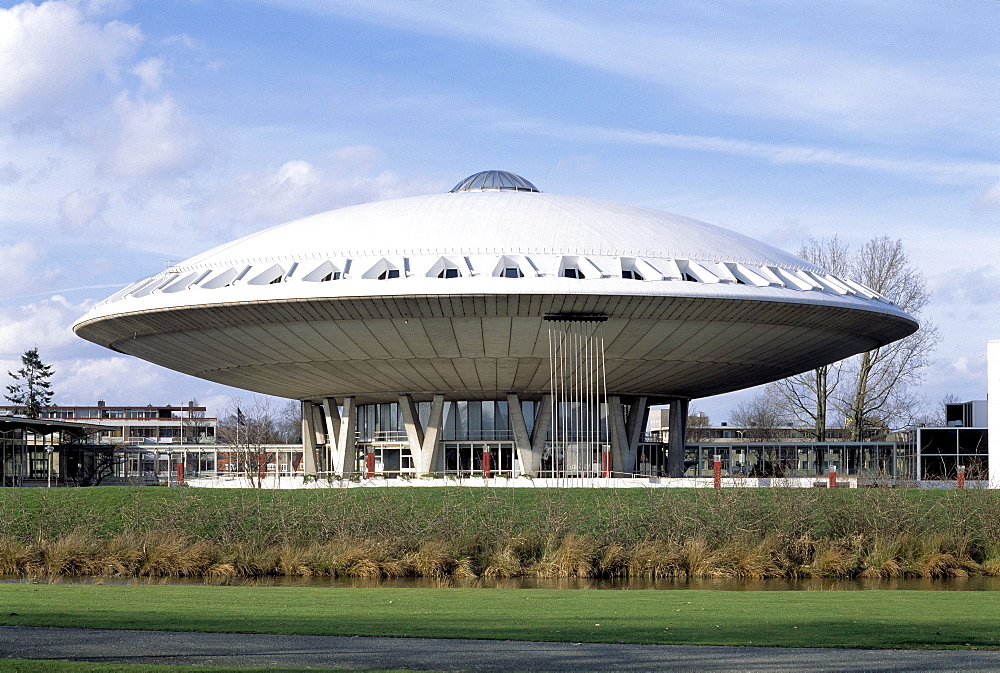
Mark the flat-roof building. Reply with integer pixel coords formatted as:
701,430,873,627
989,339,999,488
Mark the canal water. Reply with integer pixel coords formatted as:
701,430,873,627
4,575,999,590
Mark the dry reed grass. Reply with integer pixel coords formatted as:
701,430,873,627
2,486,1000,580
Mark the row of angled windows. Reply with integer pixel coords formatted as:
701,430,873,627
115,254,882,303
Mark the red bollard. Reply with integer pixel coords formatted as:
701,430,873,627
713,455,721,488
957,465,966,489
366,450,375,478
828,465,837,489
482,449,491,479
602,450,611,478
175,460,184,486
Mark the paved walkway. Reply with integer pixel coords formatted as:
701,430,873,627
3,626,999,671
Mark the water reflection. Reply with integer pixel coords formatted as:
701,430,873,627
3,574,999,591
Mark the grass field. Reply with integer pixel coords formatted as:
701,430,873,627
0,584,997,650
1,486,1000,580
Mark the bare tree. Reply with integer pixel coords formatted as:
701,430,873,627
274,399,303,444
685,408,712,442
766,236,850,440
180,399,211,444
729,393,784,441
768,235,938,440
65,444,118,486
835,236,939,439
912,393,962,427
217,397,281,487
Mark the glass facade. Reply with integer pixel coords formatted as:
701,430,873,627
917,427,988,480
663,443,916,480
343,401,926,482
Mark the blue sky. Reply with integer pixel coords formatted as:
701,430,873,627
1,0,997,422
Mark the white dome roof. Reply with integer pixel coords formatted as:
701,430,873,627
183,190,817,271
74,173,918,402
84,179,899,321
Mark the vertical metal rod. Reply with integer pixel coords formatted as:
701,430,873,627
546,318,609,486
547,326,554,481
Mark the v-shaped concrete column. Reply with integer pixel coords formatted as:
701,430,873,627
335,396,357,477
506,393,537,476
667,397,689,478
301,400,319,477
608,395,628,474
321,397,342,474
528,394,552,476
626,396,649,468
399,394,424,471
417,394,445,475
609,396,650,475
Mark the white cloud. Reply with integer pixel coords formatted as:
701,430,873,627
503,119,1000,186
978,182,1000,210
131,57,164,90
58,188,110,232
281,0,997,137
0,0,141,114
188,148,442,237
162,33,196,50
269,159,321,193
55,356,170,405
0,241,56,297
103,92,206,177
0,161,23,184
82,0,129,17
0,295,90,358
930,266,1000,307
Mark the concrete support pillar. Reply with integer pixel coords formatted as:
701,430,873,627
310,403,327,473
608,395,628,475
667,397,689,478
322,398,341,444
336,396,357,477
624,396,649,473
321,398,342,475
301,400,319,477
399,394,425,470
507,393,536,476
418,394,445,475
529,394,552,476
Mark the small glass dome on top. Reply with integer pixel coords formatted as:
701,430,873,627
450,170,540,193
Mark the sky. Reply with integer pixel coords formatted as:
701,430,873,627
1,0,997,423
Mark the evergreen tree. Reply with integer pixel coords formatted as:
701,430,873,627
5,348,54,418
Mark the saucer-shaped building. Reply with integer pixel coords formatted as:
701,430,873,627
74,171,918,479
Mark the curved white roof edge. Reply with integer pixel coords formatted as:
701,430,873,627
81,270,910,328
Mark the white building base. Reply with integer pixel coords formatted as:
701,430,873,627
185,475,884,489
989,339,999,489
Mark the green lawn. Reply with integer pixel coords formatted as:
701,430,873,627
0,584,996,650
2,485,990,546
